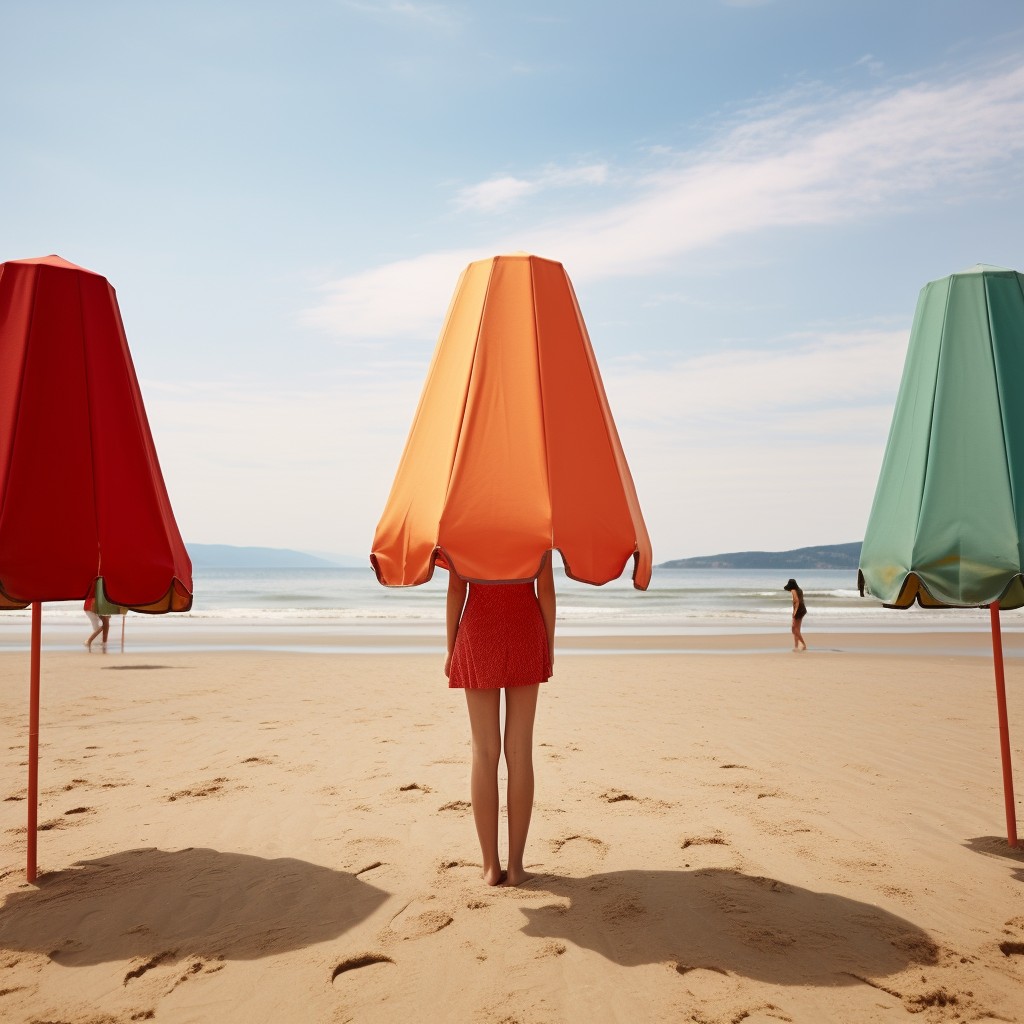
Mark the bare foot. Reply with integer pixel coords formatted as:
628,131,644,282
503,868,533,887
482,867,506,886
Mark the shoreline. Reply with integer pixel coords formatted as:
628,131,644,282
2,622,1024,658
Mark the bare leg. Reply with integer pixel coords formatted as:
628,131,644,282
85,626,102,651
464,689,504,885
796,620,807,650
503,683,540,886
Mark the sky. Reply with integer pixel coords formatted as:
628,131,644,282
5,0,1024,564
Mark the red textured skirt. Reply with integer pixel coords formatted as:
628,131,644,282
448,582,552,690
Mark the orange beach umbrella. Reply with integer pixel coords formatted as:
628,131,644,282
371,253,651,588
0,255,193,880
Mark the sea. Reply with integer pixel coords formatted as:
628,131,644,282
0,566,1012,653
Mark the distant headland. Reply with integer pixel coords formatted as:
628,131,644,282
658,541,862,570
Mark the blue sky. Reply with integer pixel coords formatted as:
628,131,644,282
5,1,1024,563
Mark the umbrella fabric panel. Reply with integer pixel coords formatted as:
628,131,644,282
370,261,491,586
914,272,1019,604
859,279,947,605
0,261,102,604
78,270,191,611
436,257,553,581
533,259,651,587
0,257,192,611
860,267,1024,609
987,272,1024,574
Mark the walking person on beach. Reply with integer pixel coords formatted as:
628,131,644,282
83,588,110,652
784,578,807,651
445,557,556,887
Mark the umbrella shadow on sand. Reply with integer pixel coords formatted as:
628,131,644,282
963,835,1024,883
518,868,938,985
0,847,389,967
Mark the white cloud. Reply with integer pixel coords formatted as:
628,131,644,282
341,0,461,31
853,53,885,76
299,249,477,338
455,175,535,212
454,162,610,212
302,60,1024,339
602,327,908,430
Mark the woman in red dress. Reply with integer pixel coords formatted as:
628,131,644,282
445,557,556,886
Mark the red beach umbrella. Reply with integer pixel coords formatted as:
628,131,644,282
371,253,652,589
0,254,193,880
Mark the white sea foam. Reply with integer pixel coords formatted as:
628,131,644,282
1,567,1016,638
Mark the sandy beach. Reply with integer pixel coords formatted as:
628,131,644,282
1,635,1023,1023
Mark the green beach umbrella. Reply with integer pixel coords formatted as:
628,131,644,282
859,265,1023,846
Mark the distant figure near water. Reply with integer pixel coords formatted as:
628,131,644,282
784,578,807,651
83,587,110,653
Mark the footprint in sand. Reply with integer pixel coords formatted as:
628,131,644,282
601,789,638,803
535,940,566,958
167,956,226,992
385,900,454,941
681,832,728,850
549,832,609,873
331,953,395,983
601,789,673,812
124,950,178,985
354,861,386,878
167,778,232,802
437,799,471,813
37,818,71,832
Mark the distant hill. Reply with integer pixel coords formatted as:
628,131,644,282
187,543,341,569
659,541,862,570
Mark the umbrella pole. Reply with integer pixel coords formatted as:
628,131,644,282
989,601,1018,847
121,612,126,653
27,601,41,882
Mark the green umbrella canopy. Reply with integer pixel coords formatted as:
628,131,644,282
860,265,1024,609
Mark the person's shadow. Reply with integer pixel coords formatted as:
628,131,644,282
519,868,938,984
0,847,389,967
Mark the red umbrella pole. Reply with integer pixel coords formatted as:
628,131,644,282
989,601,1018,847
27,601,41,882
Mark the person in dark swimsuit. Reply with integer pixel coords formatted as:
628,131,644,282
784,578,807,651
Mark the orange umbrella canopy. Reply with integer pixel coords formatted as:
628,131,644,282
371,253,652,589
0,255,192,612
